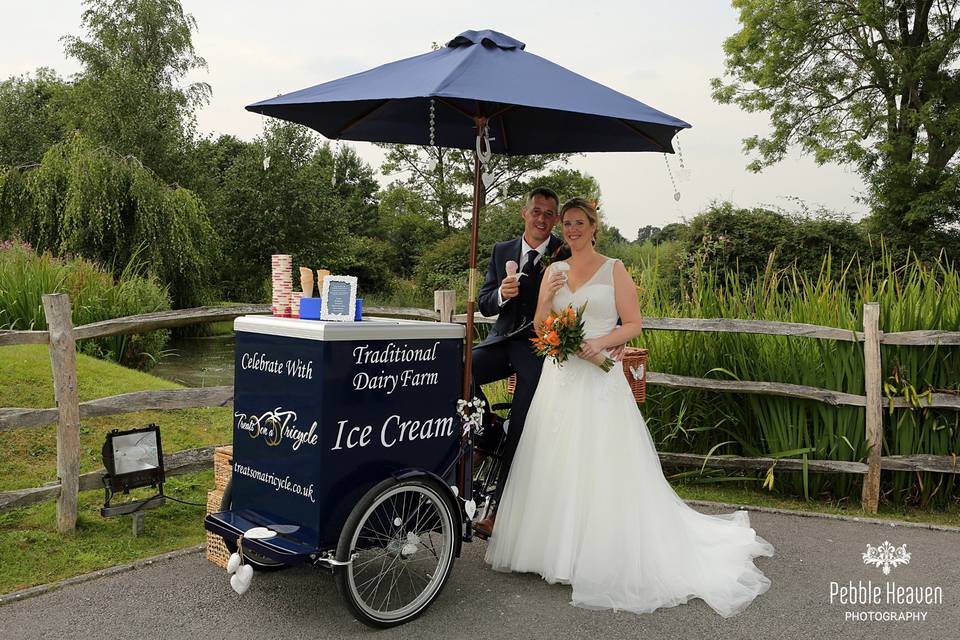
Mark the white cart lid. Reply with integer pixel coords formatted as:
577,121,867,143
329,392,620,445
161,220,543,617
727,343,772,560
234,315,466,341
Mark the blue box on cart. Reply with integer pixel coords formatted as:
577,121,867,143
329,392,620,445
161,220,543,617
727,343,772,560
230,315,465,550
299,297,322,319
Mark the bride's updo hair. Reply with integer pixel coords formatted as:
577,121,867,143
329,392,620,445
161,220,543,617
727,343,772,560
560,197,600,246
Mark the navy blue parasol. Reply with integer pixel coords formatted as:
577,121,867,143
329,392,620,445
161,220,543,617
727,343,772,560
247,29,689,154
247,29,690,420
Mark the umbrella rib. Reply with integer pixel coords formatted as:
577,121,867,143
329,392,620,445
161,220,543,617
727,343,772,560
433,97,477,122
337,99,394,137
488,105,515,153
487,104,514,120
617,119,667,152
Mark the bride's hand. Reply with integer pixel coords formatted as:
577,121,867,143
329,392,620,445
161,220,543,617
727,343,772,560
539,270,566,302
578,338,603,360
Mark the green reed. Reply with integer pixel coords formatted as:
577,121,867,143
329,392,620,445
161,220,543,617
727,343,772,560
631,246,960,508
0,241,171,369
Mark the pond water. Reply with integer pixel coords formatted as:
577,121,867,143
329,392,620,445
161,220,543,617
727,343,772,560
152,334,236,387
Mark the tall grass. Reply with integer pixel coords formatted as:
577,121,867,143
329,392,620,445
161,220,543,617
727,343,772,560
0,240,171,369
632,247,960,508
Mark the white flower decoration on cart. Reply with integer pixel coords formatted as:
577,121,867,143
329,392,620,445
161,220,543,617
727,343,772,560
453,396,485,521
457,397,485,436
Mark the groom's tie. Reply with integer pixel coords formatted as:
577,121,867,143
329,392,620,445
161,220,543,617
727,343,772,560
521,249,540,277
514,249,541,332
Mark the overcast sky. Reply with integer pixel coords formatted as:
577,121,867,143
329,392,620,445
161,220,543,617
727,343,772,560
1,1,868,237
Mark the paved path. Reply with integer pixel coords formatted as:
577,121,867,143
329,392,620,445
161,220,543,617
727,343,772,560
2,505,959,640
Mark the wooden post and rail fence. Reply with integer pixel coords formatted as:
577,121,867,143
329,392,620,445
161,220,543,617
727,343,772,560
1,292,958,531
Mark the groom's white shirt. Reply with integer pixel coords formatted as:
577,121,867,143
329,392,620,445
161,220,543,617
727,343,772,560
496,236,552,307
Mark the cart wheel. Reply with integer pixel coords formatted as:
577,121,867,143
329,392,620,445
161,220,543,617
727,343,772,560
220,479,286,572
335,477,457,628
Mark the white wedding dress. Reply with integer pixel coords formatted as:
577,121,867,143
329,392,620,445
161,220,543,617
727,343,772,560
485,258,774,618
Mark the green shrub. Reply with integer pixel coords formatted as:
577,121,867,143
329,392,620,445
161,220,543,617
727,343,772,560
363,278,433,310
375,186,446,278
0,240,170,369
680,202,872,280
415,232,471,294
323,235,396,297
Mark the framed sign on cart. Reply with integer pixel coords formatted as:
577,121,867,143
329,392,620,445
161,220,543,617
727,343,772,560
321,275,358,322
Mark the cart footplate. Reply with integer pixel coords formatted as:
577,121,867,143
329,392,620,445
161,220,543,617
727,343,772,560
205,510,321,565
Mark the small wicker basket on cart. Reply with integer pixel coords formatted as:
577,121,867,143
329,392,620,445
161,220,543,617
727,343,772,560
206,445,233,568
506,347,648,403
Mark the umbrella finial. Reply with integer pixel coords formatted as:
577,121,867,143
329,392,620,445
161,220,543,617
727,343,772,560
446,30,525,51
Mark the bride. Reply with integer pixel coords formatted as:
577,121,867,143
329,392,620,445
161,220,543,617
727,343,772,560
484,197,774,618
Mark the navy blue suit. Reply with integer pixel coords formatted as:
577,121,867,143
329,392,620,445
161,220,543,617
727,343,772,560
473,235,564,501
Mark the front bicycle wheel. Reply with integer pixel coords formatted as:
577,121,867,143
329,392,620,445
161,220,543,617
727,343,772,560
334,477,457,628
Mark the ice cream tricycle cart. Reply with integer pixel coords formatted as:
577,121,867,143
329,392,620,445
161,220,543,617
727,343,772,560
205,314,486,628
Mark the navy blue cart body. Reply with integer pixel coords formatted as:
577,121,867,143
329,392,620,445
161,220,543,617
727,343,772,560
205,316,466,574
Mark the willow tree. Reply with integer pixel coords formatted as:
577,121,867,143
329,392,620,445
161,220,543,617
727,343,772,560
0,134,213,308
713,1,960,247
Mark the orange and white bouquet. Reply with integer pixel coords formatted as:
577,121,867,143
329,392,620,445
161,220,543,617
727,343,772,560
530,303,615,372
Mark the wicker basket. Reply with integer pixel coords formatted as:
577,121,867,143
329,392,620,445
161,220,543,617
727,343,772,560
205,489,230,568
213,445,233,491
622,347,649,403
207,445,234,568
505,350,648,403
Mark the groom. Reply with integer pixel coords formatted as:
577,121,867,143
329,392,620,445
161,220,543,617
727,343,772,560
471,186,564,538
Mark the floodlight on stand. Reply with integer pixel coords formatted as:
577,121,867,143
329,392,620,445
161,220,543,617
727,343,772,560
101,424,166,519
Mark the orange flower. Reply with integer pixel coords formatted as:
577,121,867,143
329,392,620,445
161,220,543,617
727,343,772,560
546,331,560,346
550,348,560,357
544,315,555,329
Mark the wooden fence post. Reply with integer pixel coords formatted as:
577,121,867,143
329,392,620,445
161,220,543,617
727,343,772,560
42,294,81,533
861,302,883,513
434,290,456,323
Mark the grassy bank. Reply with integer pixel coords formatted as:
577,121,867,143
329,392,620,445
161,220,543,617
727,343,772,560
0,344,230,594
0,471,212,594
0,345,231,491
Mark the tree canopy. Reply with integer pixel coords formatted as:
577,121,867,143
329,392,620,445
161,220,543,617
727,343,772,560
60,0,210,182
713,0,960,244
0,69,69,167
379,143,573,234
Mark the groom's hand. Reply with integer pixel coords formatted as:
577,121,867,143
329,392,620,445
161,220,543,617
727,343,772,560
608,343,626,361
500,276,520,301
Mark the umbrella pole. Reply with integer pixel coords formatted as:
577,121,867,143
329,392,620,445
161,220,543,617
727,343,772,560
463,151,481,400
458,140,483,510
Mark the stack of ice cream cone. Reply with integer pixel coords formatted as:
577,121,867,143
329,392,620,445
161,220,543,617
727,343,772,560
290,291,303,318
271,254,293,317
